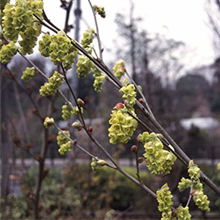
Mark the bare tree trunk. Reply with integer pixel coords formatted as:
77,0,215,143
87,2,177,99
0,64,11,216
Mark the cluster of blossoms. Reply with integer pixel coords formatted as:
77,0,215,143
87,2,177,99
38,31,78,70
108,103,138,145
120,83,137,109
0,41,17,64
92,67,106,93
157,184,191,220
21,67,37,82
93,5,106,18
81,28,95,49
62,99,84,120
76,55,94,78
76,28,95,78
139,132,177,175
57,130,72,155
2,0,43,55
178,160,210,212
91,158,107,171
62,102,74,120
43,117,54,129
39,71,64,96
156,183,174,220
113,59,125,80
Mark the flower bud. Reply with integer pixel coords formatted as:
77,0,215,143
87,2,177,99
72,121,83,130
114,102,124,109
77,98,84,107
88,126,93,132
131,145,137,153
137,157,144,163
139,98,144,103
97,159,107,166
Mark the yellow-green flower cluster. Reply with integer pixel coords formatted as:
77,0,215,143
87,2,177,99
76,55,94,78
120,83,136,109
108,105,138,145
2,4,18,42
93,5,106,18
176,205,191,220
178,160,210,212
193,190,210,212
39,71,64,96
2,0,43,54
91,158,107,171
43,117,54,129
188,160,201,184
156,183,173,220
81,28,95,48
0,41,17,64
178,177,192,192
19,22,41,54
139,132,176,175
92,67,106,93
62,102,74,120
57,130,72,155
39,31,78,70
38,33,51,57
113,59,125,80
91,158,101,171
21,67,37,82
73,106,83,116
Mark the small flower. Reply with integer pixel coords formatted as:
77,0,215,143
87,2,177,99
43,117,54,129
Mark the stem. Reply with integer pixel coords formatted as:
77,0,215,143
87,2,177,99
88,0,103,60
186,184,193,207
135,145,141,183
63,0,73,33
34,127,48,219
34,97,54,219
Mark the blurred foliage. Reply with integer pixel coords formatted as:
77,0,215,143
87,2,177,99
0,164,157,219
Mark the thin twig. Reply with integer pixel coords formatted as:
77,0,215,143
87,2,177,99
88,0,103,60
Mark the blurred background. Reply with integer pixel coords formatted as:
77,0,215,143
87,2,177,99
1,0,220,219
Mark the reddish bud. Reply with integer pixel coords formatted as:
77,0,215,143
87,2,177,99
124,99,128,106
137,135,140,142
26,86,33,93
13,135,21,147
156,133,164,139
131,145,137,153
77,98,84,107
48,135,56,143
32,108,38,114
139,98,144,103
26,143,32,149
191,190,196,195
114,102,124,109
36,155,42,161
122,67,126,72
53,106,58,112
88,126,93,132
137,157,144,163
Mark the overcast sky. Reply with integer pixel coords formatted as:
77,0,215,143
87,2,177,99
43,0,215,71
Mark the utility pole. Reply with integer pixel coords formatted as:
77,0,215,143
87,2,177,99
71,0,81,101
69,0,81,162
